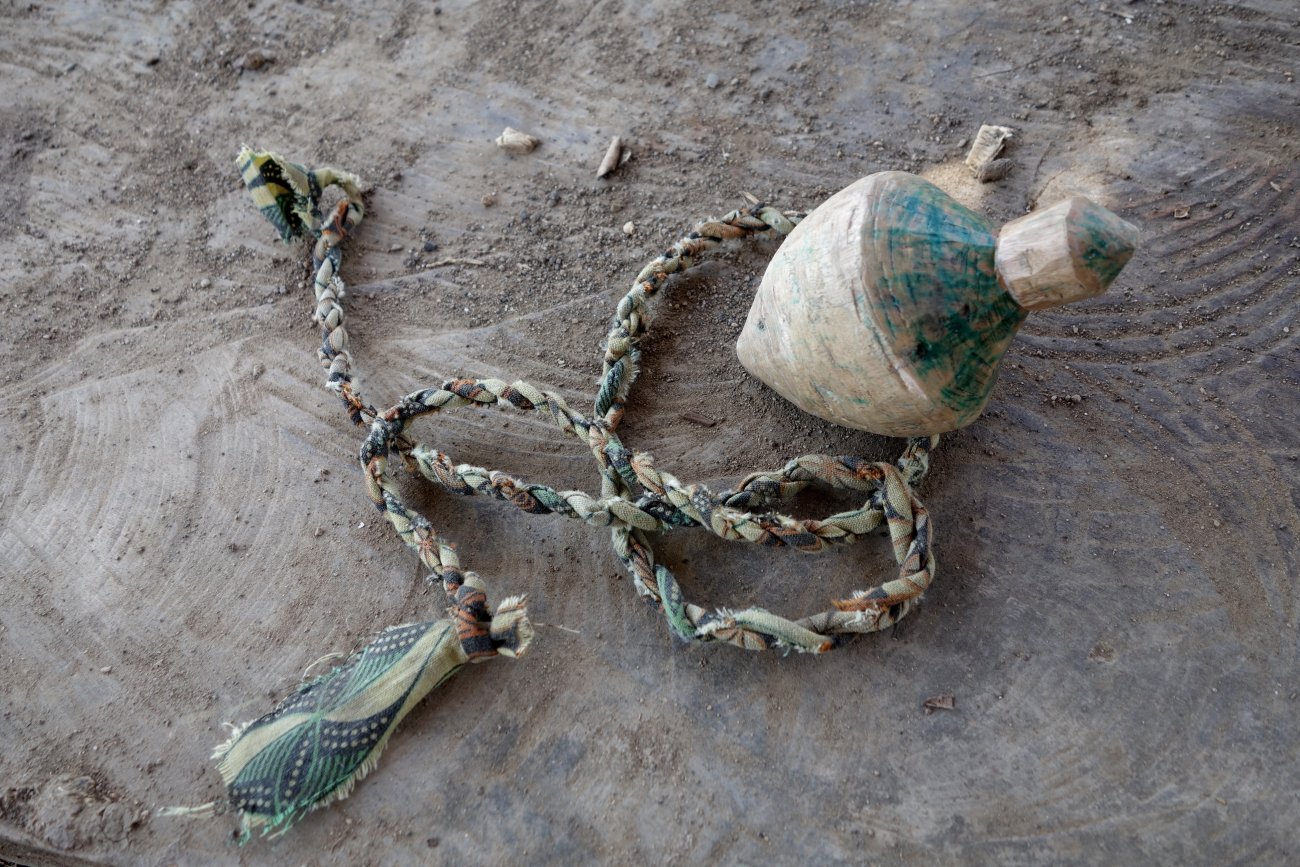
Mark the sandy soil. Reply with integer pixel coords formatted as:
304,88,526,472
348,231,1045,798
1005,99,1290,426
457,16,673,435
1,1,1297,864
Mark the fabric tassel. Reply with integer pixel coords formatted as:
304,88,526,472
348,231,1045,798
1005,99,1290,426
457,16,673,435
210,596,531,839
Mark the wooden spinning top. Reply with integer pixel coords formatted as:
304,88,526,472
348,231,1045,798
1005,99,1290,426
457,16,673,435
737,172,1139,437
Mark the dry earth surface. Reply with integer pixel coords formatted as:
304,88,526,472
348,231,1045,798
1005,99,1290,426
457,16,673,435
1,0,1297,864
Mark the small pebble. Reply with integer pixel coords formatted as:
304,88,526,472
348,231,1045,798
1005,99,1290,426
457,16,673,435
622,221,635,236
495,127,540,154
1212,519,1222,528
100,666,112,674
705,73,719,89
199,278,211,289
423,240,436,252
236,50,274,71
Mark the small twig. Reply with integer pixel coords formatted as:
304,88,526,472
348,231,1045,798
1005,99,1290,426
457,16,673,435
535,622,582,635
427,257,485,267
597,136,623,178
940,11,984,41
1025,141,1054,210
680,411,718,428
975,45,1076,78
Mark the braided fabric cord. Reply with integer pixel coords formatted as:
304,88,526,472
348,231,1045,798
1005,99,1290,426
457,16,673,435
208,149,940,838
301,170,940,654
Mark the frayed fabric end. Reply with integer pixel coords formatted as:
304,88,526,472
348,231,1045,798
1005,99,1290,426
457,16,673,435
207,619,469,840
191,610,529,841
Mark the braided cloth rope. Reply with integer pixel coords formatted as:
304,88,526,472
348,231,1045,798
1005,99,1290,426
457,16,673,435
181,148,938,838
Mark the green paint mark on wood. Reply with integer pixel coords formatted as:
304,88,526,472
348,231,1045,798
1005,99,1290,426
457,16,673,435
864,174,1026,423
1073,201,1137,290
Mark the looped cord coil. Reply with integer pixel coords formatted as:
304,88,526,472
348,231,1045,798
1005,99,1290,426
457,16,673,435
186,148,938,838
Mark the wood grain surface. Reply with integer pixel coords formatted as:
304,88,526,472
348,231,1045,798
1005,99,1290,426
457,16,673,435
0,1,1296,865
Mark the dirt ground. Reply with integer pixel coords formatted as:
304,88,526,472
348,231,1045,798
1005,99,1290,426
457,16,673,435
1,0,1297,864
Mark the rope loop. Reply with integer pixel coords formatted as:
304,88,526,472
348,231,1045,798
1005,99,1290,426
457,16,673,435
231,146,943,655
206,150,943,838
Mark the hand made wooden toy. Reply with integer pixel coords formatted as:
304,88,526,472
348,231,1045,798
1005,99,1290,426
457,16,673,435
166,153,1136,838
739,171,1139,436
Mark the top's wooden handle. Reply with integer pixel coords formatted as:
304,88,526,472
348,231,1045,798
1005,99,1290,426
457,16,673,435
995,196,1139,311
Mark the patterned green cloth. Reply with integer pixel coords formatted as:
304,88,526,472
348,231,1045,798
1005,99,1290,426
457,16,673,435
215,620,467,837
